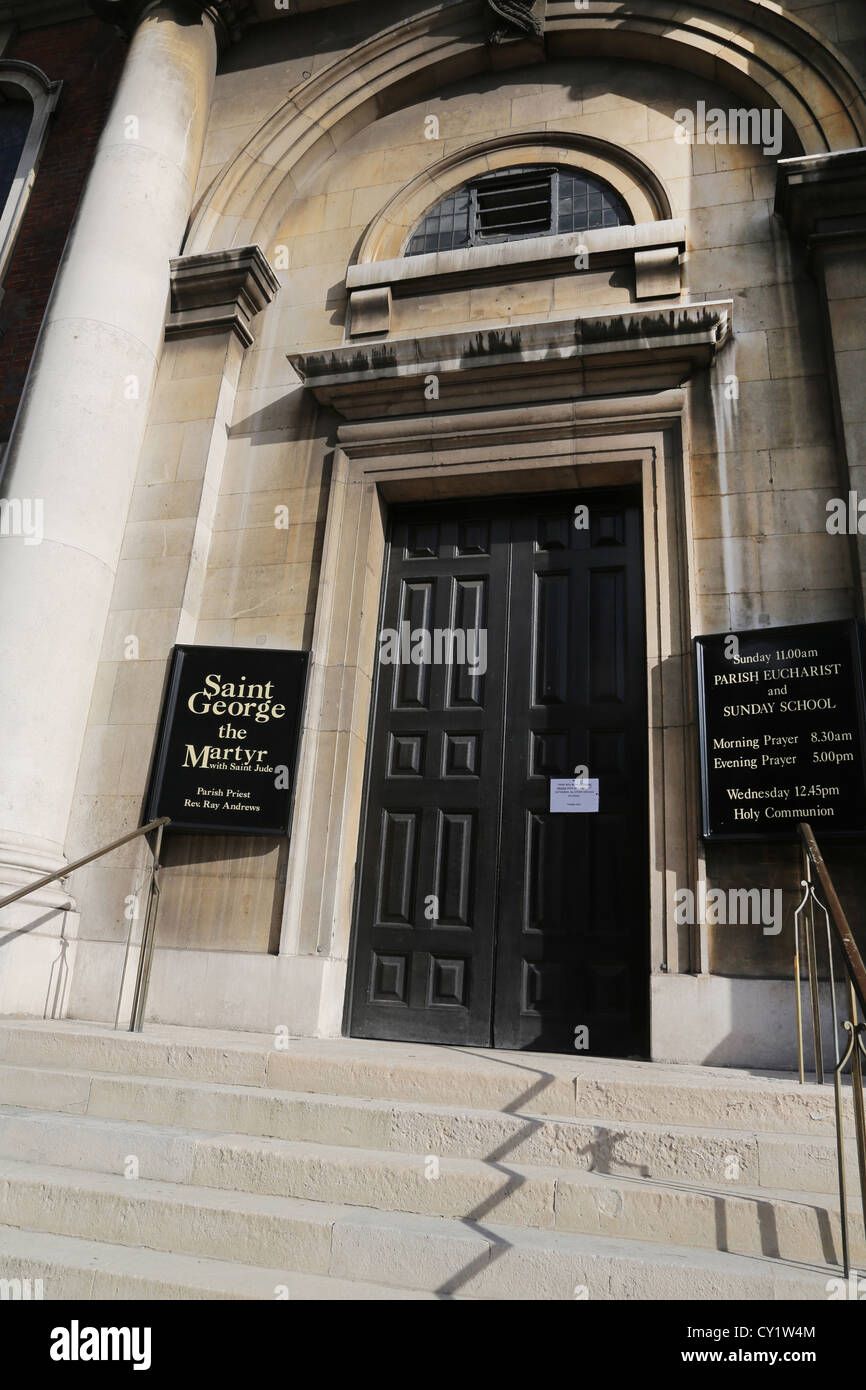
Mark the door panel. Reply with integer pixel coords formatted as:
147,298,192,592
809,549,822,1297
492,500,648,1054
348,492,648,1055
349,512,510,1044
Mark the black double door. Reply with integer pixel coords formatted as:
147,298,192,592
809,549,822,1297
348,490,649,1056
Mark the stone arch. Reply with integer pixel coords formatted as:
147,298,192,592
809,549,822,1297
185,0,866,257
356,131,673,263
0,58,57,107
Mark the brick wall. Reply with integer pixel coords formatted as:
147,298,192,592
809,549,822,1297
0,19,124,440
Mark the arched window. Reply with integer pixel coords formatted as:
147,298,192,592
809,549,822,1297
0,62,61,292
406,166,632,256
0,98,32,213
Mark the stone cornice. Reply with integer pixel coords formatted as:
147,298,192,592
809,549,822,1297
289,301,733,420
166,244,279,347
775,148,866,243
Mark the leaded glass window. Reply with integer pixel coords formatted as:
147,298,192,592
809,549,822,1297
406,166,631,255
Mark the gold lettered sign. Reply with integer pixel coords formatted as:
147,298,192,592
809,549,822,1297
695,620,866,840
144,645,309,835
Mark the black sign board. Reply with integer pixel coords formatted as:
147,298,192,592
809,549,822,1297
144,645,309,835
696,620,866,840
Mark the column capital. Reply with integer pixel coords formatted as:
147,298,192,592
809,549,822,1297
775,147,866,244
167,245,280,346
88,1,252,45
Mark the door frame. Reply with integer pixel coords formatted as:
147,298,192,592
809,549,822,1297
276,392,703,1053
344,488,651,1053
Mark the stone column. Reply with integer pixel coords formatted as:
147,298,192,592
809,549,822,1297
0,4,218,911
776,149,866,609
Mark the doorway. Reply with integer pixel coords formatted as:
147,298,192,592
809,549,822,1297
347,489,649,1055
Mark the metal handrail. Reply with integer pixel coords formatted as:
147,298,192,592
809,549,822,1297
795,822,866,1278
0,816,171,1033
0,817,170,910
800,824,866,1016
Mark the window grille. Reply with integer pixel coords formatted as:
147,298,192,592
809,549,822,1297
406,166,632,255
474,168,552,238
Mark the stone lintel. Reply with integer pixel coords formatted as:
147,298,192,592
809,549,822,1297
775,147,866,242
166,244,279,347
290,301,732,420
347,219,687,295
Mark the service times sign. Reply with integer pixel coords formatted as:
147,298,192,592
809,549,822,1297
696,620,866,839
145,645,309,835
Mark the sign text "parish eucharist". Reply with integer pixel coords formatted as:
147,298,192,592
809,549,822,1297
145,645,309,835
695,621,866,839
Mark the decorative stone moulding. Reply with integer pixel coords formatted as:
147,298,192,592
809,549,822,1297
349,286,392,337
345,220,688,338
356,132,671,265
185,0,866,258
634,246,681,300
291,300,733,419
166,244,280,346
775,148,866,243
86,0,353,35
88,0,253,43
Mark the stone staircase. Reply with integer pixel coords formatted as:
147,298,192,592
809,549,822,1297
0,1019,860,1300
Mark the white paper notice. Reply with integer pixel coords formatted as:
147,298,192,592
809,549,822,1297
549,778,599,813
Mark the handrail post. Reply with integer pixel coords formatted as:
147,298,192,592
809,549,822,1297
0,816,171,1034
803,850,824,1084
833,1022,854,1278
129,820,166,1033
114,858,148,1031
797,822,866,1277
849,984,866,1247
793,868,807,1086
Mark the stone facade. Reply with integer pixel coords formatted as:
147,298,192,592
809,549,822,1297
1,0,865,1068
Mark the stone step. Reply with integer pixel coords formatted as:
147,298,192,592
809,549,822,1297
0,1021,857,1299
0,1105,854,1248
0,1223,437,1301
0,1174,834,1301
0,1019,848,1133
0,1148,860,1272
0,1063,852,1196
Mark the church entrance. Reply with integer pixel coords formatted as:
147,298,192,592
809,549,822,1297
347,489,649,1055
